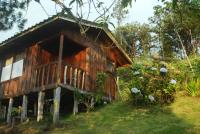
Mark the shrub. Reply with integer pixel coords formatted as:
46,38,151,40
118,59,178,105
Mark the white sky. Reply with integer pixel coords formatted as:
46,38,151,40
0,0,163,42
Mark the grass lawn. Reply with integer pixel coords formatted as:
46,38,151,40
0,91,200,134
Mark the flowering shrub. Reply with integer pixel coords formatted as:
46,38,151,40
118,59,177,105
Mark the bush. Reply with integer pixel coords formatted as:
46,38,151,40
118,59,178,105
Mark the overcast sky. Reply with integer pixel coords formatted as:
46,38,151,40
0,0,163,42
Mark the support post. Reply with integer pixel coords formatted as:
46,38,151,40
21,95,28,122
53,87,61,124
0,100,2,109
34,102,37,116
3,106,7,119
73,98,78,115
116,76,122,100
57,34,64,84
7,98,13,124
37,91,45,122
73,68,78,115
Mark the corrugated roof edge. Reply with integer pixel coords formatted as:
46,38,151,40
0,14,132,64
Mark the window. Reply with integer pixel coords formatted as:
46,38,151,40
11,59,24,79
1,64,12,82
0,55,24,82
1,57,13,82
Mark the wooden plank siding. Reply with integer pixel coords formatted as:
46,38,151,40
0,32,118,100
85,47,117,99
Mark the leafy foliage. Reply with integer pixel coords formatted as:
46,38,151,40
186,78,200,97
115,23,152,57
0,0,29,31
150,0,200,58
75,72,108,112
118,59,177,105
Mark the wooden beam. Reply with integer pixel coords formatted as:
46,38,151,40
59,84,110,101
53,87,61,124
37,91,45,122
7,98,13,124
57,34,64,84
21,95,28,122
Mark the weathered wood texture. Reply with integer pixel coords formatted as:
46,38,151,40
85,47,117,99
0,31,118,99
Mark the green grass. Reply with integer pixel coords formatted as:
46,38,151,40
0,91,200,134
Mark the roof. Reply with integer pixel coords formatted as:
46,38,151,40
0,14,132,65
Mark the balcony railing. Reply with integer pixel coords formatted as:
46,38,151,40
31,61,86,91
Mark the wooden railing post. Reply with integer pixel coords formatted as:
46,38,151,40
64,66,68,84
69,67,73,85
81,72,85,90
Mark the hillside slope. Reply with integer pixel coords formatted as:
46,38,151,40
0,92,200,134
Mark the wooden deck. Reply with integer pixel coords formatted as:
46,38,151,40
31,61,86,93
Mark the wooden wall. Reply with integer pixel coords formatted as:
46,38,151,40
1,45,37,98
0,33,118,99
85,47,117,99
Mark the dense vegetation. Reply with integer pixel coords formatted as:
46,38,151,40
0,0,200,133
118,57,200,104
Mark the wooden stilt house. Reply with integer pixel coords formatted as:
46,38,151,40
0,14,131,124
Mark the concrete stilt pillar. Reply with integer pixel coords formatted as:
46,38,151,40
34,102,37,116
21,95,28,122
53,87,61,124
73,96,78,115
37,91,45,122
3,106,7,119
7,98,13,124
0,100,2,109
73,68,78,115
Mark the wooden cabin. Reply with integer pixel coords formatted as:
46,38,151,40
0,14,131,124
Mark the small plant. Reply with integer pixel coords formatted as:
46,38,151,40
186,79,200,97
75,72,108,112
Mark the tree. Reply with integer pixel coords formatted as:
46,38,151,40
150,0,200,58
115,23,153,57
0,0,183,32
0,0,29,30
